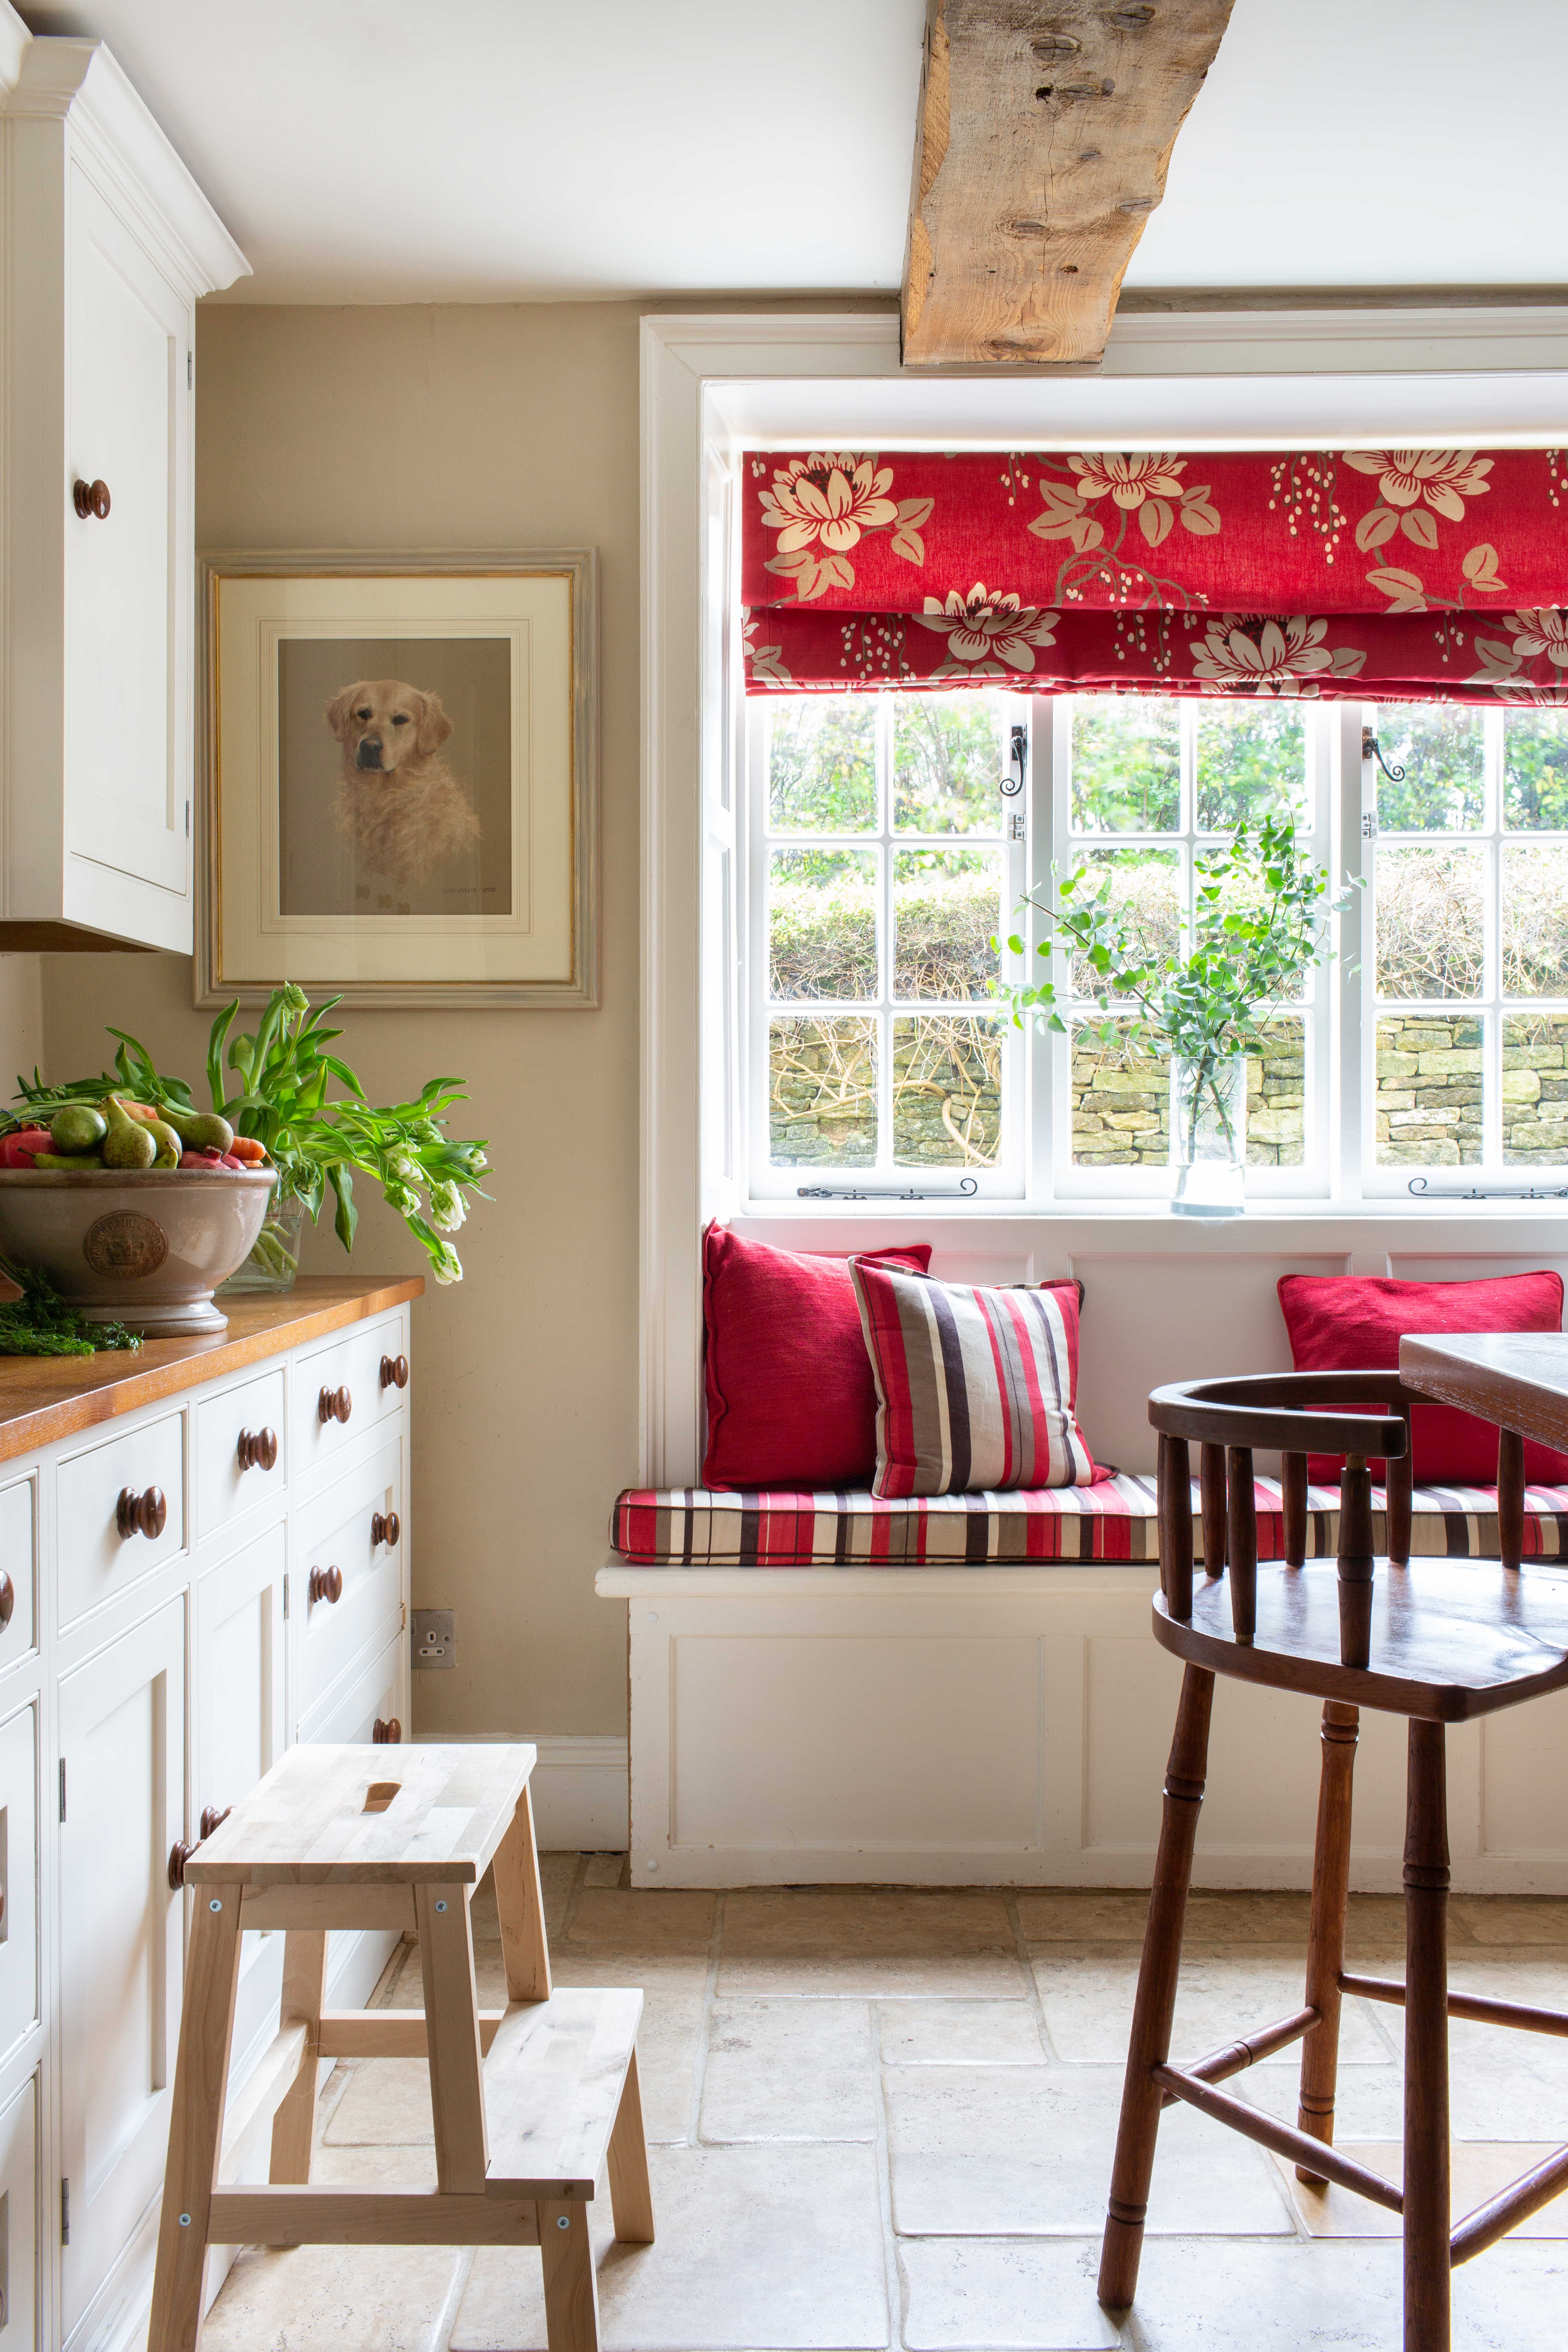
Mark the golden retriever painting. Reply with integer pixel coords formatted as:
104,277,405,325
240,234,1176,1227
326,679,482,886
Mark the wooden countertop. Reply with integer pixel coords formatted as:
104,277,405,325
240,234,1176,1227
0,1275,424,1463
1399,1330,1568,1456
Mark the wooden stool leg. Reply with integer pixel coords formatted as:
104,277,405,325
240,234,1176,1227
1297,1701,1359,2181
606,2049,656,2244
416,1882,489,2193
1098,1664,1215,2311
492,1781,553,2003
1403,1719,1451,2352
148,1882,244,2352
269,1929,329,2184
541,2199,602,2352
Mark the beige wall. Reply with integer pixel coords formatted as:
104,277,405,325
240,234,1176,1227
41,301,642,1737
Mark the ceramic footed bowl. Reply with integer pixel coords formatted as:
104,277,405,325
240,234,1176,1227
0,1168,277,1336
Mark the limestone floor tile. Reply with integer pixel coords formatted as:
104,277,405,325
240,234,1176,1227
879,2001,1050,2068
1015,1894,1150,1943
1120,2234,1568,2349
323,2057,435,2147
1031,1947,1392,2069
1453,1896,1568,1945
700,1998,877,2141
449,2142,889,2350
1275,2139,1568,2237
202,2144,459,2352
557,1886,716,1955
1244,2000,1568,2143
885,2065,1291,2238
585,1852,629,1888
720,1889,1026,1997
899,2238,1120,2350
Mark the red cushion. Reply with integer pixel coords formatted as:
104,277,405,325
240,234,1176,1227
1277,1272,1568,1486
701,1227,934,1489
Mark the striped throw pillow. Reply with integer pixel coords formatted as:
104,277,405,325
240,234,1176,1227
849,1261,1101,1497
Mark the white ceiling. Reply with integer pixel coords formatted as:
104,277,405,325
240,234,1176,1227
16,1,1568,305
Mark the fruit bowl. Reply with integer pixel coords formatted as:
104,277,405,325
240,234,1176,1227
0,1168,277,1336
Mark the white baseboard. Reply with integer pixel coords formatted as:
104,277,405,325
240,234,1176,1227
413,1731,629,1849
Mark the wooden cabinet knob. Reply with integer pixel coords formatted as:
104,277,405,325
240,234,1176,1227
371,1510,400,1549
381,1354,409,1390
237,1426,278,1472
0,1570,12,1630
373,1716,402,1744
117,1485,167,1541
168,1839,195,1890
318,1384,352,1426
72,477,111,519
309,1564,343,1606
199,1804,232,1842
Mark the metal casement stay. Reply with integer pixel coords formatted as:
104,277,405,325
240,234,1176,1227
795,1178,979,1202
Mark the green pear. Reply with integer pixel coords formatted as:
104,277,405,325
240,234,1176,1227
160,1103,235,1156
101,1095,157,1171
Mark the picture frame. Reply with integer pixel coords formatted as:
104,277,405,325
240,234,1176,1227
195,548,598,1008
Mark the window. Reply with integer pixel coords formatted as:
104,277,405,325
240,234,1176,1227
1368,703,1568,1180
741,685,1563,1206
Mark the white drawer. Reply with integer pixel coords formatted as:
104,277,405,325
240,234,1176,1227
291,1311,408,1477
294,1436,403,1722
299,1625,405,1747
0,1480,35,1671
0,2075,35,2345
194,1367,286,1543
0,1704,36,2066
57,1409,185,1628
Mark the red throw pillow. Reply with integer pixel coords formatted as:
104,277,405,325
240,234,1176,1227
849,1262,1107,1496
1277,1271,1568,1486
702,1226,934,1489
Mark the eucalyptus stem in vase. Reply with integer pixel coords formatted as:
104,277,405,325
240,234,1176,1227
995,811,1358,1216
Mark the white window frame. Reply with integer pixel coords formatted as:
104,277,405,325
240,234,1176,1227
641,308,1568,1483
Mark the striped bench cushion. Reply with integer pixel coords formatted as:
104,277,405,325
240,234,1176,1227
610,1477,1568,1567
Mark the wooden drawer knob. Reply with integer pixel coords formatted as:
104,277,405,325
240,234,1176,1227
373,1716,402,1744
0,1570,12,1630
237,1426,278,1472
371,1510,400,1549
381,1354,409,1390
318,1384,352,1426
309,1564,343,1606
117,1485,167,1541
199,1804,232,1842
73,477,111,520
168,1839,195,1890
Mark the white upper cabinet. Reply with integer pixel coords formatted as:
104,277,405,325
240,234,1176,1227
0,38,248,952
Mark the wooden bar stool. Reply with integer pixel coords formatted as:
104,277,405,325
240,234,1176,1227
148,1742,653,2352
1100,1371,1568,2352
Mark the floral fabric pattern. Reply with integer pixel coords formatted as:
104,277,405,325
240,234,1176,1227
741,444,1568,703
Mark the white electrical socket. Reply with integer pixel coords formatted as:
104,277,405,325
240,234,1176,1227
412,1608,456,1669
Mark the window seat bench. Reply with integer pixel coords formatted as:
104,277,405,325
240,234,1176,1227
597,1478,1568,1894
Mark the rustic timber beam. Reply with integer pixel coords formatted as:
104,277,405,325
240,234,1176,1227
903,0,1235,369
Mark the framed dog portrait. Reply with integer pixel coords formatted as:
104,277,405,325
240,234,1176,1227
196,550,597,1006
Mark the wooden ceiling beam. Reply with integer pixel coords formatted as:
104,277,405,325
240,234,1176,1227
903,0,1235,369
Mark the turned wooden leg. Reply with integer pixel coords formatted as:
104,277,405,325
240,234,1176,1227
147,1883,244,2352
1403,1719,1451,2352
1297,1701,1359,2181
606,2049,656,2244
541,2199,602,2352
1098,1664,1214,2311
1498,1427,1525,1574
268,1929,329,2184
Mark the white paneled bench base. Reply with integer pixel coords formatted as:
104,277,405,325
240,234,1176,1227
597,1479,1568,1894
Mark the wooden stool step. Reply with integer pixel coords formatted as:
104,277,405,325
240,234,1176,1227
148,1742,653,2352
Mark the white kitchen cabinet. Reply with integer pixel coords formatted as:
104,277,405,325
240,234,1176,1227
0,36,248,952
0,1277,417,2351
56,1599,184,2343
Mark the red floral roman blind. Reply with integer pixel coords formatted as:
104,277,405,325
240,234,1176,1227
739,448,1568,706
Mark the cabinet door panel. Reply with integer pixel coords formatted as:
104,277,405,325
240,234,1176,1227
0,1704,37,2071
0,2076,36,2350
65,162,189,898
57,1597,184,2336
194,1526,286,2071
0,1482,35,1674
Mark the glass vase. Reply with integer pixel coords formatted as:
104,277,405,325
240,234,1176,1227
1170,1053,1248,1218
218,1192,306,1295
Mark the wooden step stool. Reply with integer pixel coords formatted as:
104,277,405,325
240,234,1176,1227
148,1742,653,2352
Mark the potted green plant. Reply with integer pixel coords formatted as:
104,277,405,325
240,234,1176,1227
997,812,1354,1216
12,985,488,1289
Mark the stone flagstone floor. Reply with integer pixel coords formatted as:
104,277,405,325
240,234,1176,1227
201,1860,1568,2351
